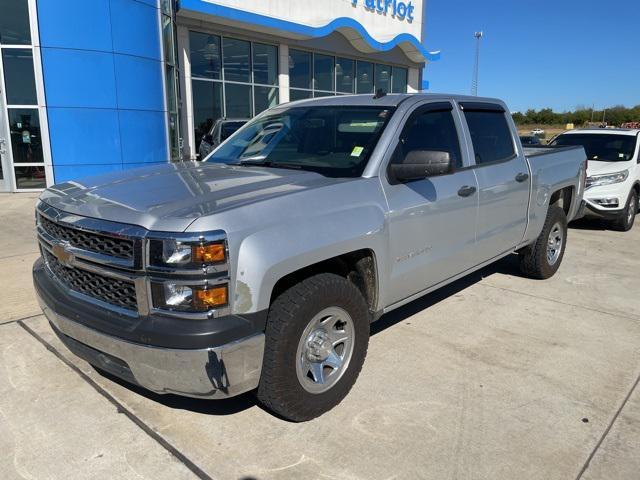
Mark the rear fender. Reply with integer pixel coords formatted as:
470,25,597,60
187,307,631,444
522,154,584,245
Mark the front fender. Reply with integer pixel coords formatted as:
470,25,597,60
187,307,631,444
233,206,387,314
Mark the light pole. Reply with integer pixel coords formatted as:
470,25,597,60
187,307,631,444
471,31,483,96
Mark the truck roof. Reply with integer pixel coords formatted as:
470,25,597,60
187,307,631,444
561,128,640,136
278,93,507,109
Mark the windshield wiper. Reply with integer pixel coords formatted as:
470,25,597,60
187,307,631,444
235,157,309,171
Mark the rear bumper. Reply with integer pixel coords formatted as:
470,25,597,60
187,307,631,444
39,296,265,399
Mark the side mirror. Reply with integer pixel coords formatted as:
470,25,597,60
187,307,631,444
389,150,453,183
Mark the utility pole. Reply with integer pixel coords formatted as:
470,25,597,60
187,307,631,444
471,31,483,96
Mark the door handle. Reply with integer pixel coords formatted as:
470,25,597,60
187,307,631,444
515,172,529,183
457,185,477,197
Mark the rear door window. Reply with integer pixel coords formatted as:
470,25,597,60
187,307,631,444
463,109,515,165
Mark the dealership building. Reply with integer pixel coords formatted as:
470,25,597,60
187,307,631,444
0,0,438,192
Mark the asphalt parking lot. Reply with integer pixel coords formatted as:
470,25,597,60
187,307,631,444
1,192,639,480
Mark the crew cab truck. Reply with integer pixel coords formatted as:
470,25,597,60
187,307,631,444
33,94,586,421
550,128,640,231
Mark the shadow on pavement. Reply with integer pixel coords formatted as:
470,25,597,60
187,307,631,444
371,253,522,337
569,217,609,231
95,253,525,416
95,367,259,415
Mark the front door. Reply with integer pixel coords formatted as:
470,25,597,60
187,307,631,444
0,101,12,191
381,102,479,307
1,4,49,192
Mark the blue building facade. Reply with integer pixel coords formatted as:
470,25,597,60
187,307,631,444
0,0,437,192
38,0,169,184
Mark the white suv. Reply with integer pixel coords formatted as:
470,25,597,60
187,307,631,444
551,129,640,231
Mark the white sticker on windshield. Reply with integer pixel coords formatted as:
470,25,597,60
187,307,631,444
351,146,364,157
619,153,625,158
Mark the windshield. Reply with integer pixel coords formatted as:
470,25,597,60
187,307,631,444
207,106,395,177
551,133,638,162
221,121,246,141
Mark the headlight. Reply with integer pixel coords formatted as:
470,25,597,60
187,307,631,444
586,170,629,188
151,282,228,312
149,238,226,269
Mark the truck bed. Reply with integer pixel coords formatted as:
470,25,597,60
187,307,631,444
523,145,583,158
521,144,586,243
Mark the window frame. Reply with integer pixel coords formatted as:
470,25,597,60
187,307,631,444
188,30,280,155
0,0,52,192
458,102,519,169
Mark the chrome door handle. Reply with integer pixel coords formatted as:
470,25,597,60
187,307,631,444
515,172,529,183
457,185,477,197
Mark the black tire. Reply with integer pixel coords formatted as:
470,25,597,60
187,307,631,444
611,190,637,232
256,273,370,422
519,205,568,279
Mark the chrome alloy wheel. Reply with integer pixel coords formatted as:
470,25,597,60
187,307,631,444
547,221,564,265
295,307,355,394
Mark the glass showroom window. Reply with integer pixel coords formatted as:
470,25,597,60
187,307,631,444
290,49,408,98
391,66,408,93
336,57,355,94
0,1,48,191
189,31,278,154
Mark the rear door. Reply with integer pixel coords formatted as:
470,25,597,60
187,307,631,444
459,102,530,261
381,101,479,306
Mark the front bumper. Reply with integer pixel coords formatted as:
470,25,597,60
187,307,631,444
582,183,630,219
39,296,265,399
584,202,624,219
34,258,265,399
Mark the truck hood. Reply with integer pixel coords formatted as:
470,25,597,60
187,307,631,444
587,160,633,177
40,162,346,231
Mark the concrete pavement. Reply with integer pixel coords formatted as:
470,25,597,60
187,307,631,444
0,192,638,479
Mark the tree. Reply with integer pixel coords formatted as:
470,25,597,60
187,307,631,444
512,105,640,126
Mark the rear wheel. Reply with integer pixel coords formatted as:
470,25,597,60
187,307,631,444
257,273,370,421
611,190,637,232
519,205,568,279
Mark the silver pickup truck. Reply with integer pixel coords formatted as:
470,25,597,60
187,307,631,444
33,94,586,421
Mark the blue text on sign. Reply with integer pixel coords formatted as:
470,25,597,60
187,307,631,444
352,0,415,22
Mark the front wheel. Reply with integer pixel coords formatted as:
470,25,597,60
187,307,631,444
519,205,568,279
257,273,370,421
611,190,637,232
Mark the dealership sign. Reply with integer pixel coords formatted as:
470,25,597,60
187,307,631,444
351,0,415,22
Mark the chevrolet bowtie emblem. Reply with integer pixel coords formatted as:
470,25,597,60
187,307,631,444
52,242,74,267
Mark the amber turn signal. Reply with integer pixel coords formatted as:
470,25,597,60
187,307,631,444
194,285,228,308
192,243,225,264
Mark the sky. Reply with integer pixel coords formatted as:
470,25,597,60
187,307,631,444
422,0,639,112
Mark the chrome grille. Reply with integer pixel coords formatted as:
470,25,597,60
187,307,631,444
39,214,134,260
43,249,138,311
